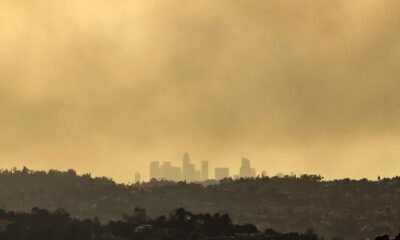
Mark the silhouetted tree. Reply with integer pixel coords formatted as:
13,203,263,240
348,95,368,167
375,235,390,240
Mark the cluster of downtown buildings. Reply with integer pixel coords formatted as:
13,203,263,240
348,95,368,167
148,152,257,182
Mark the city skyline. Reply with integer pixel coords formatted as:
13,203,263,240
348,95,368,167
1,0,399,238
146,152,258,182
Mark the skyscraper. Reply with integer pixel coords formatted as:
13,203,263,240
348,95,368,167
160,161,171,179
182,152,195,181
160,161,182,181
170,166,182,181
201,161,209,180
149,161,160,180
215,167,229,180
182,152,189,180
239,158,256,178
182,152,190,166
194,170,201,181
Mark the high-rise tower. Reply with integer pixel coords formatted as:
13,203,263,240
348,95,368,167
182,152,195,181
239,158,256,178
149,161,160,180
215,167,229,180
201,161,209,180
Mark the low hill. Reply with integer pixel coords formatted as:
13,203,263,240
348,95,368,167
0,167,399,239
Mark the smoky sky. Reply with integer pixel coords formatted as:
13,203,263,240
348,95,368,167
1,0,400,182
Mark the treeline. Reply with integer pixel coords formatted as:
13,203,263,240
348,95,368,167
0,168,400,239
0,208,399,240
0,207,322,240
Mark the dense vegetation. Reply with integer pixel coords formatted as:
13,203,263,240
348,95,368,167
0,207,398,240
0,168,399,239
0,207,322,240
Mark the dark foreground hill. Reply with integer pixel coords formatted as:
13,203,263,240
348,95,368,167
1,207,399,240
0,168,399,239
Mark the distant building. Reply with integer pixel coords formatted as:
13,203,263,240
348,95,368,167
194,170,202,181
160,161,181,181
201,161,209,180
149,161,160,180
160,161,172,178
150,153,257,182
182,152,196,181
215,167,229,180
183,152,190,166
134,172,141,183
239,158,256,178
170,166,182,181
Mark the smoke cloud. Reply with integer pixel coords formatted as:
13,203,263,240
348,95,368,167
1,0,400,181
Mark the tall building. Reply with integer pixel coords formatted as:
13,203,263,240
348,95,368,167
183,152,190,166
170,166,182,181
194,170,202,181
201,161,209,180
149,161,160,180
182,152,196,181
160,161,171,179
215,167,229,180
160,161,181,181
134,172,141,183
239,158,256,178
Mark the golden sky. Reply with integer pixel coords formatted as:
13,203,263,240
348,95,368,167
1,0,400,182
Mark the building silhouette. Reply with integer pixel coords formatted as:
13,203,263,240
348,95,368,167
194,170,201,181
182,152,196,181
149,161,160,180
201,161,209,180
215,167,229,180
134,172,141,183
239,158,256,178
148,154,258,182
160,161,181,181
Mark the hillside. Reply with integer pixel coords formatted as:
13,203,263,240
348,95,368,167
0,168,399,239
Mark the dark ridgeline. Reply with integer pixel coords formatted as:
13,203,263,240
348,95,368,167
0,207,322,240
0,207,398,240
0,167,400,239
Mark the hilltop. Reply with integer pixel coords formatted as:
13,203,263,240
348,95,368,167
0,167,399,239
